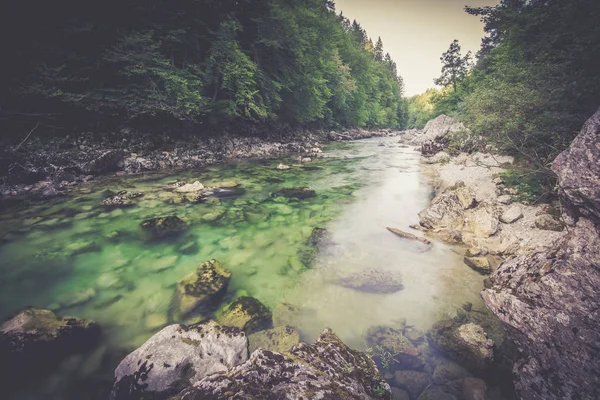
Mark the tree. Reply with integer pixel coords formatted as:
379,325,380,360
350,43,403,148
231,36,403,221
434,40,472,92
374,37,384,61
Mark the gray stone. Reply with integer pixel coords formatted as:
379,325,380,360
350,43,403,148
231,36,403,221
500,205,523,224
534,214,564,231
175,329,390,399
465,204,499,238
111,321,248,400
552,106,600,223
428,321,494,371
497,194,513,205
217,296,272,334
393,370,430,399
463,257,491,274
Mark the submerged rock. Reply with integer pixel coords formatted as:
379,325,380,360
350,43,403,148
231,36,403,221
175,328,391,399
59,288,97,308
248,325,300,353
366,326,426,371
140,215,187,239
217,296,272,334
0,308,100,391
111,321,248,400
277,187,317,199
173,260,231,318
101,191,134,208
333,268,404,294
428,321,494,371
463,256,491,274
174,181,204,193
393,370,430,400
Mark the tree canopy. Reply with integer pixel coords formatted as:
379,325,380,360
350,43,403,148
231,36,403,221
1,0,406,133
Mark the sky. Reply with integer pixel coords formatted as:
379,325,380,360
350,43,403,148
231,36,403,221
335,0,500,96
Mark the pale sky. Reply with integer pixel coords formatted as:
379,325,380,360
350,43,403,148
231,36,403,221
335,0,500,96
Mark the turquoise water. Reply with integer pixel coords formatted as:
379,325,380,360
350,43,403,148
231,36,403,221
0,137,493,399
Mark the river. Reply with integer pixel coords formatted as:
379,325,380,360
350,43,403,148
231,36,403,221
0,136,496,399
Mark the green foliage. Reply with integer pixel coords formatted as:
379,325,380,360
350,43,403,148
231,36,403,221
429,0,600,172
404,89,441,129
498,170,554,204
434,40,472,92
4,0,406,130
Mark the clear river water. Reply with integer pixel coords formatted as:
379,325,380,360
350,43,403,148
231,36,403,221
0,137,497,399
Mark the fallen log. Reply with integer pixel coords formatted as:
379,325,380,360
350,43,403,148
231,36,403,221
386,227,432,246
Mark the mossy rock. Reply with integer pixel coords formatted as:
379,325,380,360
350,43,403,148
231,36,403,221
218,296,272,334
140,216,188,240
173,260,231,319
248,326,300,353
277,187,317,200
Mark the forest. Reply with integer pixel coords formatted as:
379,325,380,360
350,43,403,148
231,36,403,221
406,0,600,178
1,0,405,135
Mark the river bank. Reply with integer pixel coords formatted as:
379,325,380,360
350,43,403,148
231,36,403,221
0,127,400,200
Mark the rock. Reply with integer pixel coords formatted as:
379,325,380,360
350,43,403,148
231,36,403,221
428,321,494,371
173,260,231,318
60,288,97,308
111,321,248,400
387,227,432,246
465,204,499,238
462,377,487,400
333,268,404,294
496,194,513,205
534,214,564,231
149,255,178,273
433,359,471,384
366,326,426,371
301,157,312,162
391,387,410,400
178,240,199,255
96,272,123,290
492,177,505,185
277,163,290,170
552,107,600,223
418,183,474,232
431,228,463,244
65,240,100,256
175,181,204,193
217,296,272,334
500,205,523,224
101,192,134,208
175,328,390,400
144,313,168,331
393,370,430,400
482,218,600,400
463,257,491,274
82,150,123,174
277,187,317,199
272,303,308,328
201,210,225,223
0,308,100,391
248,326,300,353
140,216,187,239
423,151,451,164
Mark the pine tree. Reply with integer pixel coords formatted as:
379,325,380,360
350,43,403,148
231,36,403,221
374,37,384,61
434,39,472,92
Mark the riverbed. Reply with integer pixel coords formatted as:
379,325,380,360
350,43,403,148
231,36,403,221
0,137,492,399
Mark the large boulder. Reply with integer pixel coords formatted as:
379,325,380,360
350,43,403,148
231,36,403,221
464,204,499,238
418,182,474,232
552,107,600,223
482,218,600,400
172,260,231,318
413,115,467,156
482,108,600,400
81,150,124,174
217,296,272,334
175,328,391,399
428,321,494,371
0,308,100,390
111,321,248,400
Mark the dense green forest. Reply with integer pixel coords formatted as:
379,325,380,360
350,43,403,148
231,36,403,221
1,0,405,134
414,0,600,170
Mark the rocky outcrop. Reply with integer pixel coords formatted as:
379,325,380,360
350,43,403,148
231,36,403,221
482,107,600,400
175,328,391,399
418,181,474,233
405,115,466,156
0,308,100,390
111,321,248,400
552,107,600,223
428,321,495,372
172,259,231,318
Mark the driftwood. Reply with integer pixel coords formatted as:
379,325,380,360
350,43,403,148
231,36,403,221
386,227,432,246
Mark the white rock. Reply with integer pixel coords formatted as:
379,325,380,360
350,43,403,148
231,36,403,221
497,195,513,205
111,321,248,399
500,206,524,224
175,181,204,193
277,164,290,170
